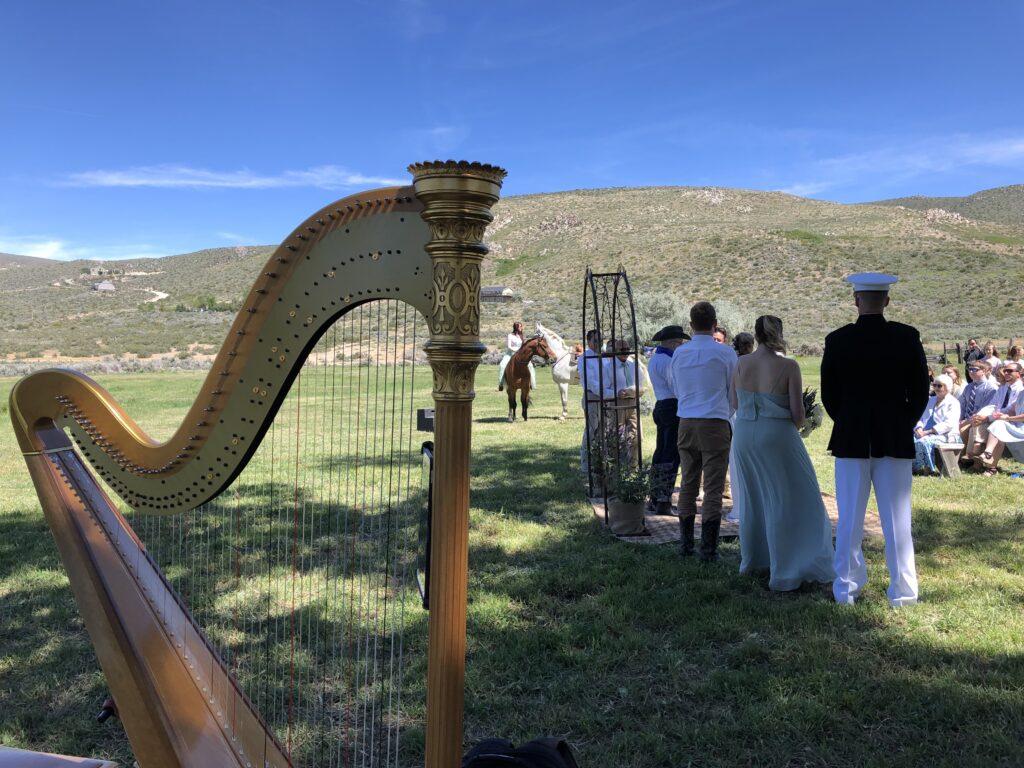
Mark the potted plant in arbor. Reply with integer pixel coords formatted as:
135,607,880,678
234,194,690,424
607,461,651,536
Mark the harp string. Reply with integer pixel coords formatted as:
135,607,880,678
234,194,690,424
121,299,425,767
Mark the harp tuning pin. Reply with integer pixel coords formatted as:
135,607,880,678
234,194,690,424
297,234,307,241
256,289,267,295
316,218,324,225
264,272,277,278
212,390,223,395
286,245,297,252
203,407,214,412
196,422,208,428
306,226,316,233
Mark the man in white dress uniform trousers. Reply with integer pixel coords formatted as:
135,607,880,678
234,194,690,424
821,273,930,606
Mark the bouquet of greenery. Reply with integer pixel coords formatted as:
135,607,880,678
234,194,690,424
800,387,824,439
609,461,652,504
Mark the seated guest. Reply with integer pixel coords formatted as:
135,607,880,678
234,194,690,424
983,341,1002,368
975,372,1024,477
941,364,966,399
1007,344,1023,365
713,325,730,345
913,374,961,475
959,359,998,450
965,361,1024,460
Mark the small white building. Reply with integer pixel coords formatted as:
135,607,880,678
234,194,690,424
93,281,116,293
481,286,515,303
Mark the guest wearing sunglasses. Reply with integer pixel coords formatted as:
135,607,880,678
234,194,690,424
974,362,1024,476
965,362,1024,465
913,375,962,475
958,360,998,455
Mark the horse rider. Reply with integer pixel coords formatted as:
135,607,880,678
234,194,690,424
498,321,535,391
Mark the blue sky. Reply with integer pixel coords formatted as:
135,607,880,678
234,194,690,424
2,1,1022,261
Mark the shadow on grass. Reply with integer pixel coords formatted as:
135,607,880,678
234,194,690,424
4,438,1023,767
0,482,432,767
457,441,1024,767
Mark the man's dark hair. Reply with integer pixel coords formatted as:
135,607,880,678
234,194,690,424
855,290,888,312
689,301,717,332
586,329,600,345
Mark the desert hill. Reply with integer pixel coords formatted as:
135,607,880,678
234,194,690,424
869,185,1024,229
1,185,1022,365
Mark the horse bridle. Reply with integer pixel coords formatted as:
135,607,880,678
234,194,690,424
522,335,557,363
537,328,574,366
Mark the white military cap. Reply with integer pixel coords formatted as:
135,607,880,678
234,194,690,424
845,272,898,292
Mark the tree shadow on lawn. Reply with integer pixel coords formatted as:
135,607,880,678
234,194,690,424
0,507,132,762
461,442,1024,767
6,440,1022,767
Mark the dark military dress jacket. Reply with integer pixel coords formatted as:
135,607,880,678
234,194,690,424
821,314,930,459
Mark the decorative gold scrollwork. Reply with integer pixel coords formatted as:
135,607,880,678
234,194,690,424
430,360,480,400
427,219,489,245
430,259,481,339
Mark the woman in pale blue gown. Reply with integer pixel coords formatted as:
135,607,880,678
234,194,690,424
729,316,834,591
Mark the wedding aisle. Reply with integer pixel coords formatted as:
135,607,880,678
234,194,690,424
591,492,879,545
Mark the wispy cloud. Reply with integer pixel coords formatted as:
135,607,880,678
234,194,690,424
216,231,251,244
392,0,445,40
402,124,471,157
60,164,406,190
0,235,166,261
778,181,834,197
779,133,1024,199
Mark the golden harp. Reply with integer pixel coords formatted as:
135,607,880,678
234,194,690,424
9,160,506,768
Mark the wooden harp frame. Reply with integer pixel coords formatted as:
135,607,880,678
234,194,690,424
9,160,506,768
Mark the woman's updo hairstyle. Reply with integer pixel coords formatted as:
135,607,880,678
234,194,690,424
754,315,786,353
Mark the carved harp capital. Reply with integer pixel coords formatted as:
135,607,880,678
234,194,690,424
411,160,506,401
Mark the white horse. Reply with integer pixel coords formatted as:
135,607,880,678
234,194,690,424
535,322,579,420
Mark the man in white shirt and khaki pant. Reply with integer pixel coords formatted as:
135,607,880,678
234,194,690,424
672,302,738,560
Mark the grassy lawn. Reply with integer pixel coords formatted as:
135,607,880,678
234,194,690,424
1,361,1022,767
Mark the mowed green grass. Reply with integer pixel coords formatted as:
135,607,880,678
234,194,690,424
1,362,1023,767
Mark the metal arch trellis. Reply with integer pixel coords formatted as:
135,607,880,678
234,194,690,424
581,267,643,512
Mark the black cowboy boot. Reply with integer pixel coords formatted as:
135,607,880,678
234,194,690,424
699,519,721,562
679,515,695,557
650,462,673,515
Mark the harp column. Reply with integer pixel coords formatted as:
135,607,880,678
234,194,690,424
411,160,506,768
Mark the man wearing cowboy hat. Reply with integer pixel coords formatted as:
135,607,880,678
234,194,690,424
821,272,930,607
648,325,690,514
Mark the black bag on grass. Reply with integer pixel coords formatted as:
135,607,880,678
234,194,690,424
462,737,580,768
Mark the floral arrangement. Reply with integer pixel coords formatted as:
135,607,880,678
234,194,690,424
609,461,652,504
800,387,824,439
